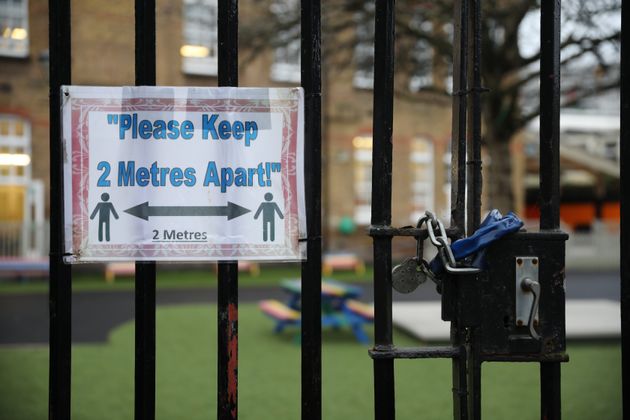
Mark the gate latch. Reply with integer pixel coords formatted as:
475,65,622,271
515,257,540,340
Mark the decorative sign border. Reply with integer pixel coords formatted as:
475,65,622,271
63,87,305,261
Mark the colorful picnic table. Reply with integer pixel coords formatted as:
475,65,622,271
259,279,374,344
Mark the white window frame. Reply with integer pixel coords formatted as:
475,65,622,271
0,0,29,58
0,114,31,185
409,137,435,223
181,0,218,76
353,135,373,225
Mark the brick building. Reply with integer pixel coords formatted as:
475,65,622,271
0,0,455,259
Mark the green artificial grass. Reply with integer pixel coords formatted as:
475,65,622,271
0,304,621,420
0,266,374,294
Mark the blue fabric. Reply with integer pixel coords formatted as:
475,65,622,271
429,210,524,275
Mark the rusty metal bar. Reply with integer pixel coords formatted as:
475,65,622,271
48,0,72,418
539,1,562,419
217,262,238,419
217,0,239,417
371,0,396,418
300,0,323,416
134,2,157,419
621,0,629,415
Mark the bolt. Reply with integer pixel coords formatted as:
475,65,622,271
517,320,523,326
533,258,538,265
517,258,523,266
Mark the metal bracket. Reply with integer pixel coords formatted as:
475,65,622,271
515,257,539,328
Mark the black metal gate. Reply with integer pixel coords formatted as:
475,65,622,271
369,1,627,419
47,0,629,419
47,0,322,419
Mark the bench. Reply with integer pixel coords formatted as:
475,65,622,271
322,252,366,276
0,258,49,279
105,260,261,283
104,262,135,283
344,299,374,321
259,299,301,333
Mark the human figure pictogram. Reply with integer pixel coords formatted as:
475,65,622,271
90,192,119,242
254,193,284,242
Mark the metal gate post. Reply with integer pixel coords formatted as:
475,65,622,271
217,0,240,417
450,1,470,418
300,0,323,417
371,0,396,418
48,0,72,418
620,0,629,416
134,2,157,419
539,1,562,419
464,1,483,418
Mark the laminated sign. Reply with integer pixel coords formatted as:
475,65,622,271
62,86,306,262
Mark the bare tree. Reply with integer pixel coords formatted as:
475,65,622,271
242,0,621,212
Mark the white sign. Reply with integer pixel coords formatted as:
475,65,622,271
62,86,305,262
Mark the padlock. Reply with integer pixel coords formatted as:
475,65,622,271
392,230,429,294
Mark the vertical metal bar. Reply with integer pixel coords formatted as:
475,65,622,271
48,0,72,418
134,263,156,420
451,344,468,420
371,0,396,418
620,0,629,416
539,0,561,231
217,0,239,417
450,2,470,418
466,348,481,419
539,2,562,419
450,0,469,235
134,2,157,419
466,0,482,234
217,262,238,420
540,362,562,419
300,0,322,416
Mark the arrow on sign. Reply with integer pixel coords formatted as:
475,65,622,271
124,201,251,221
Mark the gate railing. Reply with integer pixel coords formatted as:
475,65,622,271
47,0,322,419
368,1,572,419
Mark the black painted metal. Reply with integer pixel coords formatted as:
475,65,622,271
621,0,629,416
371,0,396,417
300,0,322,416
217,0,239,417
134,2,157,419
466,0,482,234
450,0,468,235
481,232,567,357
134,263,156,420
539,2,562,419
217,262,238,420
48,0,72,418
450,2,472,418
539,0,561,231
368,0,567,418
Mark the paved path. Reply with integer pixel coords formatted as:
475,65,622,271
0,270,619,345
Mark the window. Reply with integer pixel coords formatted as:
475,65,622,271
0,0,29,58
353,6,374,89
0,114,31,185
270,0,300,83
181,0,218,76
353,135,372,225
409,137,435,222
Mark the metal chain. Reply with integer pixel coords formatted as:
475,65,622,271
425,211,481,275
